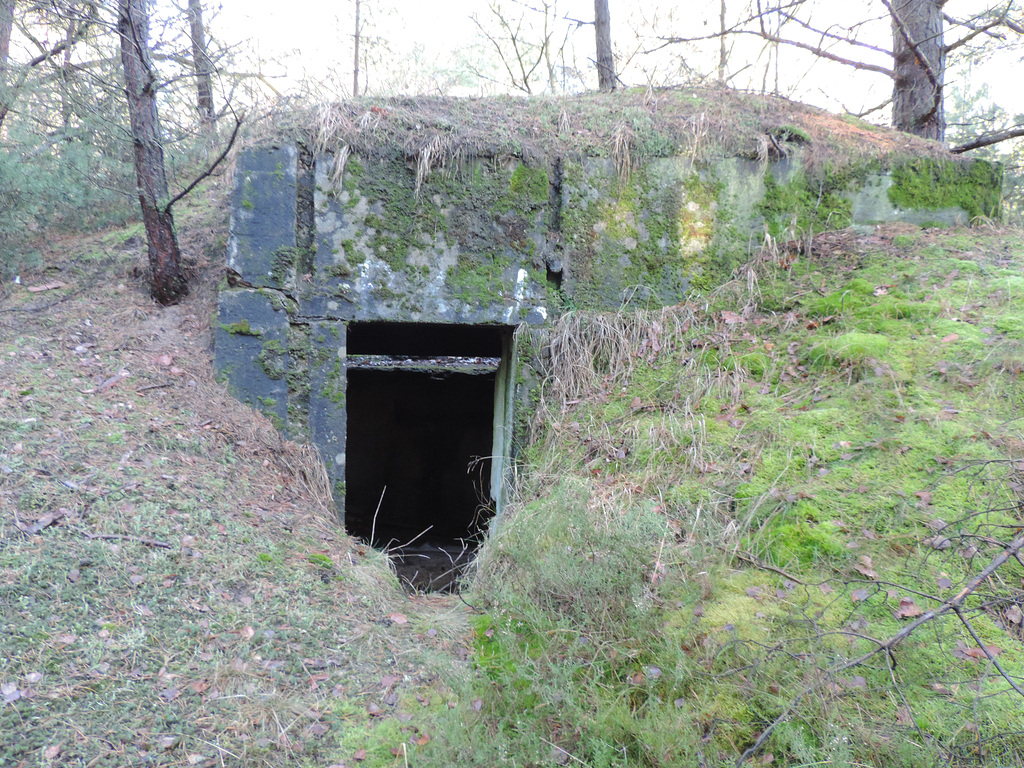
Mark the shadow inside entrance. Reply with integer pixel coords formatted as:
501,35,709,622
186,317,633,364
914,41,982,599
344,323,507,591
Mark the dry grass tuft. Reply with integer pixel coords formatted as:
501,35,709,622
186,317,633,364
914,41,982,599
611,122,635,186
406,132,461,196
541,306,698,405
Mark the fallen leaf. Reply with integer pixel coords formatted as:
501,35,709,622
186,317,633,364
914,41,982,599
914,491,932,505
851,588,870,603
470,698,483,711
160,688,180,702
306,722,329,738
1005,604,1023,625
412,733,431,746
721,310,742,325
43,745,61,760
156,354,173,366
954,640,1003,660
387,613,408,625
941,333,960,343
894,598,924,619
854,556,878,580
896,706,913,725
937,577,952,590
353,748,367,761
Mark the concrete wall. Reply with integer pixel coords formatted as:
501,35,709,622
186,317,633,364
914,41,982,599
215,140,1000,519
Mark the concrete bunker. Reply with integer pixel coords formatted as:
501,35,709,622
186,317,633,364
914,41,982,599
344,322,513,590
216,112,1002,591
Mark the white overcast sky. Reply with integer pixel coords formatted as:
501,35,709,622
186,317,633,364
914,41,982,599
206,0,1023,120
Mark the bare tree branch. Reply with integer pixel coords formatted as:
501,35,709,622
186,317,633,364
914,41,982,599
951,123,1024,153
161,111,243,214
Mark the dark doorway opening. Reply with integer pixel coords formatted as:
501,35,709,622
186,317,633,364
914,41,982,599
345,323,508,591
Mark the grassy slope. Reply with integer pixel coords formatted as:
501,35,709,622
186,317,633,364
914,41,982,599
0,184,470,768
445,224,1024,767
3,178,1024,768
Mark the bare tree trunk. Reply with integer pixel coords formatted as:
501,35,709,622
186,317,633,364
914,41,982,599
353,0,360,97
0,0,14,135
593,0,615,91
718,0,728,85
186,0,214,125
118,0,188,305
59,19,76,133
543,0,558,92
890,0,945,140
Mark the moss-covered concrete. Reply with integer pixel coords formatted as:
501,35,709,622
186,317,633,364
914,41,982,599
215,95,1003,521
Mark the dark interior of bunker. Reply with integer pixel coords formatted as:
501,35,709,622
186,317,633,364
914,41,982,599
344,323,506,592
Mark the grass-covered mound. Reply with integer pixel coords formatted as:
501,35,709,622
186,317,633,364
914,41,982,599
3,172,1023,768
425,223,1024,767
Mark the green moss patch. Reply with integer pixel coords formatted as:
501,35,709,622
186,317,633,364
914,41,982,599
889,158,1003,220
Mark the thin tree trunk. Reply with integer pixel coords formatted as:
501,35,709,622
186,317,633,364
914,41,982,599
118,0,188,305
60,19,75,133
0,0,14,135
353,0,360,97
593,0,615,91
890,0,945,140
187,0,214,125
718,0,727,85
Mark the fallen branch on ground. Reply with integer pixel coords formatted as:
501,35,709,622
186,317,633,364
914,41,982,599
736,533,1024,767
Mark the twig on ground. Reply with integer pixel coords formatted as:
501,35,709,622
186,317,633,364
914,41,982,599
83,532,172,549
729,548,807,585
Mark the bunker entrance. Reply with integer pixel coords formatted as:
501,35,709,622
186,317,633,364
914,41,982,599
344,323,512,592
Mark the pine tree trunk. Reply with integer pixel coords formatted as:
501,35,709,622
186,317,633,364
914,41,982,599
891,0,945,141
594,0,615,92
187,0,214,125
0,0,14,135
118,0,188,305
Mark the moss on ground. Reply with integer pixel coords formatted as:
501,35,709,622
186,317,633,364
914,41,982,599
442,223,1024,768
